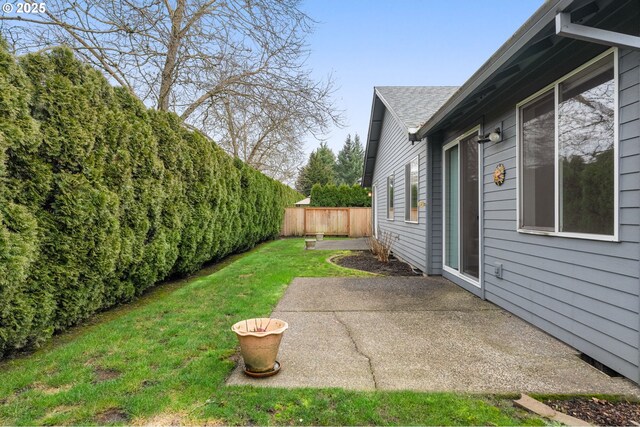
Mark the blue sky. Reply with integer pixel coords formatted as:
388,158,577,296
299,0,544,155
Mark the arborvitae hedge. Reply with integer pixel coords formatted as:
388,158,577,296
310,183,371,207
0,45,300,356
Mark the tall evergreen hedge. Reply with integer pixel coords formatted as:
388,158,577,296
310,183,371,207
0,45,300,356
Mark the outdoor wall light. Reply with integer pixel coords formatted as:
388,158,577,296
477,126,502,144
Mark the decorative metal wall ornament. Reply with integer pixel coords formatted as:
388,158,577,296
493,163,506,186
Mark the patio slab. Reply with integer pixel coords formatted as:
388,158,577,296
314,238,369,251
227,277,640,396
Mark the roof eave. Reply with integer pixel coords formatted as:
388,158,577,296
416,0,573,139
374,87,412,131
361,90,384,187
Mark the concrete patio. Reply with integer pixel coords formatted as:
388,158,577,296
313,237,369,251
227,276,640,396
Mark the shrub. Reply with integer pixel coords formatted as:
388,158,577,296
310,183,371,207
368,230,398,263
0,45,300,356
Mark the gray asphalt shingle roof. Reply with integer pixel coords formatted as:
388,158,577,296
375,86,459,130
361,85,459,187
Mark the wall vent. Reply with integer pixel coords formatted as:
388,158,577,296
579,353,621,377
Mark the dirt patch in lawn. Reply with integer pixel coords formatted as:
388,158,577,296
133,411,223,426
93,367,121,383
33,382,73,395
545,397,640,426
38,405,80,423
96,408,130,424
333,251,419,276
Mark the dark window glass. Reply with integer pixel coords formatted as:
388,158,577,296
405,157,419,222
460,134,479,279
521,90,555,230
558,55,614,235
387,176,394,219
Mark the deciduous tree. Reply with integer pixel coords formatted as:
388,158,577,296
1,0,342,181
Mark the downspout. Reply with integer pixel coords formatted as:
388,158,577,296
637,56,640,386
479,132,486,300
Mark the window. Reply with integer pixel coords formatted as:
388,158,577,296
518,50,617,239
405,156,419,222
387,175,394,219
521,90,555,231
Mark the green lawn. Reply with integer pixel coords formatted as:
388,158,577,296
0,238,543,425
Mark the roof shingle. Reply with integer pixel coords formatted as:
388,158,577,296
375,86,459,130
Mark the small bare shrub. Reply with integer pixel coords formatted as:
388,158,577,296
368,229,397,263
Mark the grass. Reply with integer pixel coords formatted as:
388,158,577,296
0,238,544,425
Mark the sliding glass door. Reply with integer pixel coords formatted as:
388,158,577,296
445,146,459,270
444,130,480,283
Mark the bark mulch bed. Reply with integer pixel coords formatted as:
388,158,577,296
545,397,640,426
333,250,419,276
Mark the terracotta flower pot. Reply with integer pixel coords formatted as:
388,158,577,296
316,232,324,241
305,239,316,249
232,318,288,374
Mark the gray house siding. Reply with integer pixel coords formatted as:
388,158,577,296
426,140,443,275
372,109,428,272
365,2,640,385
476,48,640,382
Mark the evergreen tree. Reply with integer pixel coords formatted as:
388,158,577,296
335,133,365,185
295,142,336,196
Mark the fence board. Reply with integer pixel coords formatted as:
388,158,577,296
282,208,305,236
349,208,372,238
281,207,371,237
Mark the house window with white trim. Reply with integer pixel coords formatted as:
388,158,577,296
518,50,617,238
405,156,419,222
387,175,394,219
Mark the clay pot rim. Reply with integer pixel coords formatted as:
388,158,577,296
231,318,289,337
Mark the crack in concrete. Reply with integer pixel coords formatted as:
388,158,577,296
332,311,378,389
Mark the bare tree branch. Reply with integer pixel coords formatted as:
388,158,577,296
1,0,343,182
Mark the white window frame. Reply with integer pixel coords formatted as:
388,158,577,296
372,184,378,238
405,155,419,223
516,48,619,242
387,175,394,220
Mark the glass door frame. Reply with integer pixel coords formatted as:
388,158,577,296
442,125,482,288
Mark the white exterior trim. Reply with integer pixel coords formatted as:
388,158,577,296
515,48,619,242
372,184,378,238
386,175,394,220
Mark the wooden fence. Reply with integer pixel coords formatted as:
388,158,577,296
281,207,371,237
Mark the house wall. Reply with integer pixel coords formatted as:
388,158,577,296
458,48,640,382
426,140,443,275
372,109,428,272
